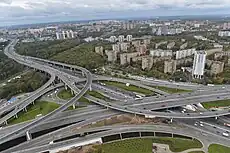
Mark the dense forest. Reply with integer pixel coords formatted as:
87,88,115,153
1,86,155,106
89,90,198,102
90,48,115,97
0,41,24,82
16,39,82,59
16,39,108,70
0,70,48,100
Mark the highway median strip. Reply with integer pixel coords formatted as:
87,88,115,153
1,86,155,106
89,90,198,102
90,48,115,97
202,99,230,109
101,81,155,96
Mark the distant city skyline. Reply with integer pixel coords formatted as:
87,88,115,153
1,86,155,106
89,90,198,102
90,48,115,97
1,0,230,26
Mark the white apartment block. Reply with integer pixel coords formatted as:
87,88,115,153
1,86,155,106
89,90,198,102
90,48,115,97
109,36,117,43
218,31,230,37
118,35,125,42
176,48,196,59
150,49,173,57
192,51,206,79
126,35,133,42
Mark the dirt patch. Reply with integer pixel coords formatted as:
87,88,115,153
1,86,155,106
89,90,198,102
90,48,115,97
76,114,163,130
56,144,99,153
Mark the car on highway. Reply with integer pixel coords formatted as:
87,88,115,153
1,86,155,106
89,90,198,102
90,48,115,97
222,132,229,137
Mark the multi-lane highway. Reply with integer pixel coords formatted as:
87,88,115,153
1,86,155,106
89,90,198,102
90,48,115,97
0,40,92,144
1,39,230,152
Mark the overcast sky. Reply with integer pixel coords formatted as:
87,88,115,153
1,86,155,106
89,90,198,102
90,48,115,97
0,0,230,26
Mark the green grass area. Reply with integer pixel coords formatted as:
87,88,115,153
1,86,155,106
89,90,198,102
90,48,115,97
153,86,191,94
202,99,230,109
208,144,230,153
78,96,92,104
94,137,202,153
57,89,92,104
57,89,73,100
102,81,154,96
88,90,109,101
8,101,60,125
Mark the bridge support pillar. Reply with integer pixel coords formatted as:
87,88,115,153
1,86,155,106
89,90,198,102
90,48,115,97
82,71,84,77
172,133,174,138
153,132,155,137
89,85,92,91
32,101,35,105
139,132,141,138
26,131,32,141
4,120,8,125
24,107,27,112
119,133,122,140
72,104,76,109
65,85,68,90
215,116,218,120
170,118,173,123
14,114,18,119
71,90,74,95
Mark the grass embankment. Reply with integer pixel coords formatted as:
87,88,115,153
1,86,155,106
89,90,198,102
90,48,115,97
87,90,110,101
57,89,73,100
153,86,191,94
94,137,202,153
202,100,230,109
8,101,59,125
102,81,154,96
57,89,92,104
208,144,230,153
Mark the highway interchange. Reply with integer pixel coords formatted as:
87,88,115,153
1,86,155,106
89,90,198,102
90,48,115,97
0,39,230,152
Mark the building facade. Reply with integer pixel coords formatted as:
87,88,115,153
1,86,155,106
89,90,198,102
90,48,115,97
126,35,133,42
118,35,125,42
192,51,206,79
95,46,104,56
164,60,177,74
211,61,224,75
142,56,153,70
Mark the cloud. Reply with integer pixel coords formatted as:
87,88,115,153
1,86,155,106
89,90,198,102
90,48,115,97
1,0,230,26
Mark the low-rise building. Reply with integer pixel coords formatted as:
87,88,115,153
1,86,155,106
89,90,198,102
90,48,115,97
95,46,104,56
167,42,175,49
211,61,224,75
143,39,151,45
150,49,173,57
164,60,177,74
155,41,167,49
180,42,188,50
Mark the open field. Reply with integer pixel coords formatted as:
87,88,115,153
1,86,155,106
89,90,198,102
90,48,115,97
202,99,230,109
94,137,202,153
57,89,73,100
208,144,230,153
8,101,59,125
88,90,110,101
